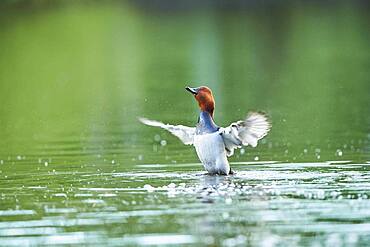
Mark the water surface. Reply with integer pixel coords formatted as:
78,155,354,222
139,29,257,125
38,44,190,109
0,1,369,246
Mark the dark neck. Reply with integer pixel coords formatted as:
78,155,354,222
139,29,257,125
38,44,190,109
196,111,219,134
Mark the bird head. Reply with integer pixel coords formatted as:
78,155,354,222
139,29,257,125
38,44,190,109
186,86,215,118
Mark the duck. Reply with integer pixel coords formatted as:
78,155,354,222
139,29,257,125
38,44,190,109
139,86,271,175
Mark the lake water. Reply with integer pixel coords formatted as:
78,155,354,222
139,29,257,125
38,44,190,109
0,1,369,246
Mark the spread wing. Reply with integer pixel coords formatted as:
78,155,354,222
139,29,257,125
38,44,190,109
139,117,195,145
220,112,271,156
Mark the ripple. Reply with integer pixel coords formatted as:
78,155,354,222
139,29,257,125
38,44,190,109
0,210,36,216
234,170,340,180
121,234,197,245
0,227,59,237
0,218,104,229
44,208,78,214
0,162,369,246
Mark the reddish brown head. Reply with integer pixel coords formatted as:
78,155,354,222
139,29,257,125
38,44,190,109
186,86,215,117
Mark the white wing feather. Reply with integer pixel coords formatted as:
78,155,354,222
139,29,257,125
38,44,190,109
139,117,195,145
221,112,271,156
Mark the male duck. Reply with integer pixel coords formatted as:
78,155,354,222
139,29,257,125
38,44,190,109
139,86,271,175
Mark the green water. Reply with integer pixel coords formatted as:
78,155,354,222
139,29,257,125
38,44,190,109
0,1,369,246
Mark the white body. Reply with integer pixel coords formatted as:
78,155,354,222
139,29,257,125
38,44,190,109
139,112,271,175
193,132,230,175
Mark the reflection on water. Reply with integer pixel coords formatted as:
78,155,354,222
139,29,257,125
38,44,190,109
1,161,370,246
0,1,369,246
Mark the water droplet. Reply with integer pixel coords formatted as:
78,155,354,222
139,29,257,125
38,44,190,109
160,140,167,146
167,183,176,188
44,162,48,167
240,148,245,155
154,134,161,142
225,198,232,204
16,155,22,160
111,160,115,164
303,149,308,154
254,156,259,161
138,155,143,161
336,149,343,156
143,184,155,192
204,236,215,245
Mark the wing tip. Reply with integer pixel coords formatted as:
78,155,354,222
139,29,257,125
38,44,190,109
247,110,269,119
138,117,149,124
138,117,164,127
246,110,272,132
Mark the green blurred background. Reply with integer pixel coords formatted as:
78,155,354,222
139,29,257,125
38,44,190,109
0,1,369,246
0,0,369,165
